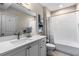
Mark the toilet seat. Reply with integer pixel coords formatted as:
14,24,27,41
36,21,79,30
46,43,55,48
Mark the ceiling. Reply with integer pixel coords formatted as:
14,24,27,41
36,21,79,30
40,3,75,11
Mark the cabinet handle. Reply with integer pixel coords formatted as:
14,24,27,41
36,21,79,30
27,47,30,49
29,46,31,48
43,41,45,42
40,46,42,48
27,45,31,49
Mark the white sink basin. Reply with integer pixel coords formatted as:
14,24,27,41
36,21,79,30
10,38,30,45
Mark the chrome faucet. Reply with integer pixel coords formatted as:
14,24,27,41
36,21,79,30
17,32,20,39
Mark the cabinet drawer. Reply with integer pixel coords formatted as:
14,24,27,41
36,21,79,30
29,40,39,46
39,38,46,48
38,38,46,56
40,38,46,43
39,38,46,45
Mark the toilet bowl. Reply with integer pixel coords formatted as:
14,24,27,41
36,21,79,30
46,43,55,55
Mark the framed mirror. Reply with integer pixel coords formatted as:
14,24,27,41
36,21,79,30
0,3,37,37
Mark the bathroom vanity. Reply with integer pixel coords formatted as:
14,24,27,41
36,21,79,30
0,35,46,56
0,3,46,56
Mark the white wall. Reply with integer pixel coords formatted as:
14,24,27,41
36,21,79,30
51,12,77,43
49,4,79,44
27,17,37,35
50,11,79,43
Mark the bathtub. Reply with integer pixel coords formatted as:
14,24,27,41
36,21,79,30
55,40,79,56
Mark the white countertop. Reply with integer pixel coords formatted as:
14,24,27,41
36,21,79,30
0,35,46,55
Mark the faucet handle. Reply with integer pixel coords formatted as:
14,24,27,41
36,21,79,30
18,32,20,35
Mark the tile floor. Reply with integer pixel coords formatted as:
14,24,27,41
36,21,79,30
52,50,70,56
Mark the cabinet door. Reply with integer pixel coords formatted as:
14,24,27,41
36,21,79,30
76,11,79,42
28,41,39,56
40,44,46,56
0,13,1,36
4,46,27,56
13,48,27,56
39,38,46,56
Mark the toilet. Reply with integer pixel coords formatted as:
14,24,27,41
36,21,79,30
46,43,56,55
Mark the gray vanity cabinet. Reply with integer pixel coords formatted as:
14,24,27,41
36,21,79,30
0,13,1,36
2,41,39,56
39,38,46,56
26,41,39,56
2,45,27,56
13,47,27,56
1,38,46,56
26,38,46,56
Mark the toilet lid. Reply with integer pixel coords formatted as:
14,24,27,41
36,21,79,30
46,43,55,48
